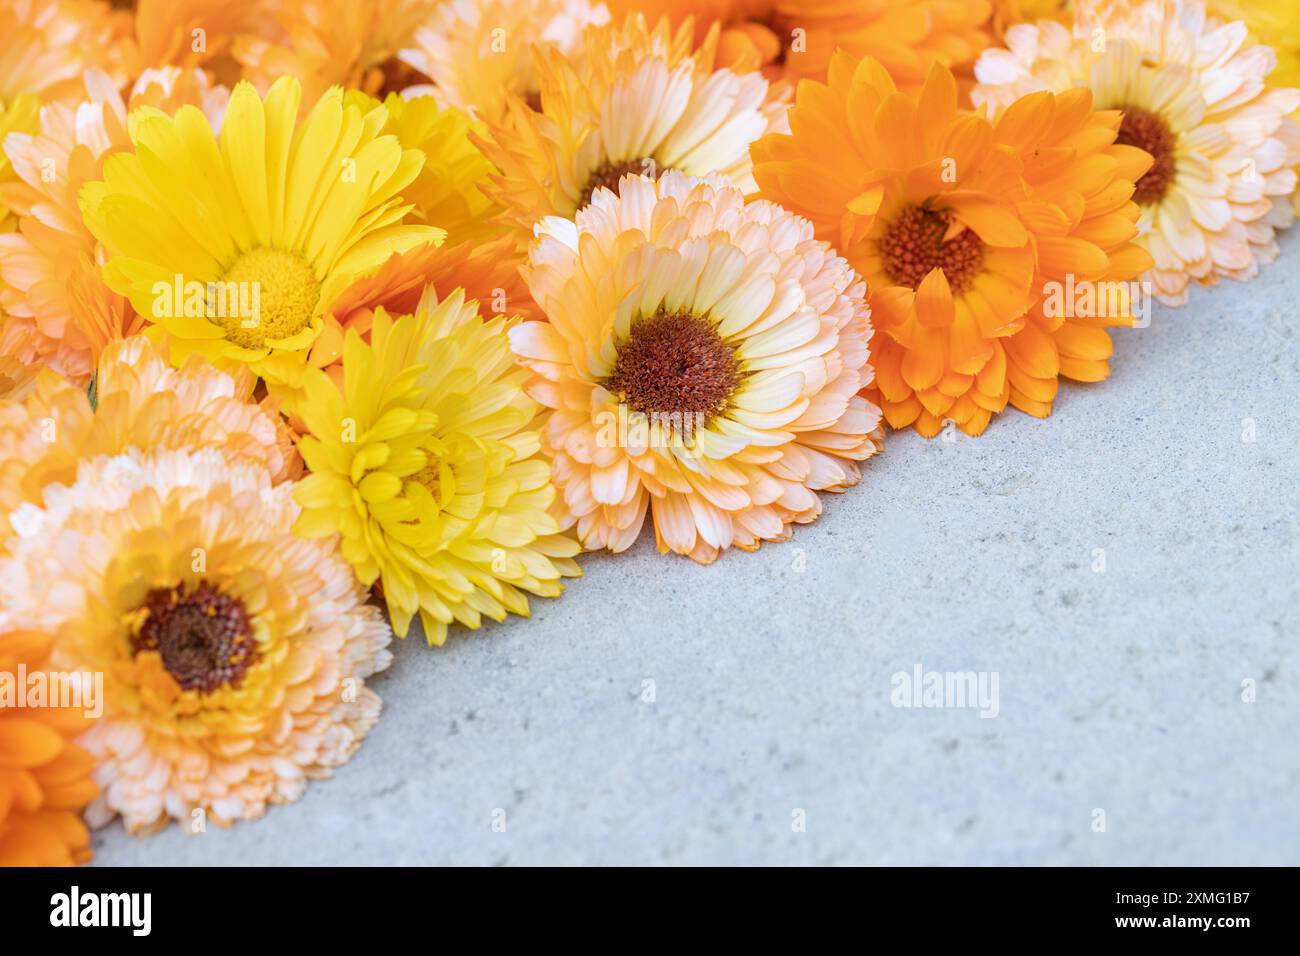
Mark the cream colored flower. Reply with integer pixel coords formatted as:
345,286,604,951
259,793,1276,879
512,171,881,562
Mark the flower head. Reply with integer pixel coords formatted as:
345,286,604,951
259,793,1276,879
511,171,881,562
605,0,992,87
0,336,299,543
0,70,225,385
754,54,1153,437
972,0,1300,304
0,626,98,865
291,287,580,644
475,13,786,248
79,76,442,373
0,449,391,833
0,0,129,102
400,0,611,123
232,0,444,105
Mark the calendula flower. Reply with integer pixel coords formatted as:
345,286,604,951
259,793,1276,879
233,0,444,105
291,287,581,644
0,70,226,385
79,76,443,372
753,55,1152,437
605,0,991,87
476,13,786,249
0,626,98,866
0,448,391,833
1207,0,1300,213
512,171,881,562
113,0,260,74
0,336,299,544
350,92,504,246
0,0,128,102
399,0,611,123
972,0,1300,305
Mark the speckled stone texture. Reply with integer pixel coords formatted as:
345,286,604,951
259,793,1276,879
92,231,1300,865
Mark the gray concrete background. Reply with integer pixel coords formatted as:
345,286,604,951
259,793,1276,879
92,231,1299,866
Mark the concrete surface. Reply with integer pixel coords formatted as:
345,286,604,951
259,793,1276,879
92,230,1300,866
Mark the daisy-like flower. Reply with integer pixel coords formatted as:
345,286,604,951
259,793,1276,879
113,0,260,74
511,171,881,562
232,0,444,105
399,0,611,123
0,626,98,866
0,336,299,544
1207,0,1300,213
291,287,581,644
605,0,992,87
475,13,787,249
0,448,391,833
0,70,226,386
753,55,1152,437
0,0,128,102
972,0,1300,305
79,76,443,372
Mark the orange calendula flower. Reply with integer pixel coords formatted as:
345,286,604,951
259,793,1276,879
754,54,1152,437
399,0,611,123
0,626,98,866
0,0,129,102
0,448,391,833
0,336,299,544
606,0,992,88
232,0,444,105
476,13,787,250
512,171,881,562
973,0,1300,305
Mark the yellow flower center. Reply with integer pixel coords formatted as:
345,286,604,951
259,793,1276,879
1115,106,1176,206
130,581,257,694
218,247,321,349
881,205,985,294
607,310,740,421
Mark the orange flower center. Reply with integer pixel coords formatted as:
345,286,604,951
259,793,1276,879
1115,106,1176,205
579,157,663,209
881,205,984,294
131,582,258,693
607,310,739,420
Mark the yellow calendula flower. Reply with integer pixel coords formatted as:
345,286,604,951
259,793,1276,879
348,91,504,246
0,94,39,229
78,76,443,371
291,287,581,645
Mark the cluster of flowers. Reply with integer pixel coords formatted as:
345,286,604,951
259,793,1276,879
0,0,1296,865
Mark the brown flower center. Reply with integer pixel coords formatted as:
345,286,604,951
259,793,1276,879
371,57,432,98
1115,105,1176,205
881,205,985,293
132,582,258,693
606,310,739,420
579,157,663,209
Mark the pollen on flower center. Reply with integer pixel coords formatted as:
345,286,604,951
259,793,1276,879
881,204,985,293
218,246,321,349
579,157,663,209
606,310,740,420
1114,105,1176,205
131,581,258,693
